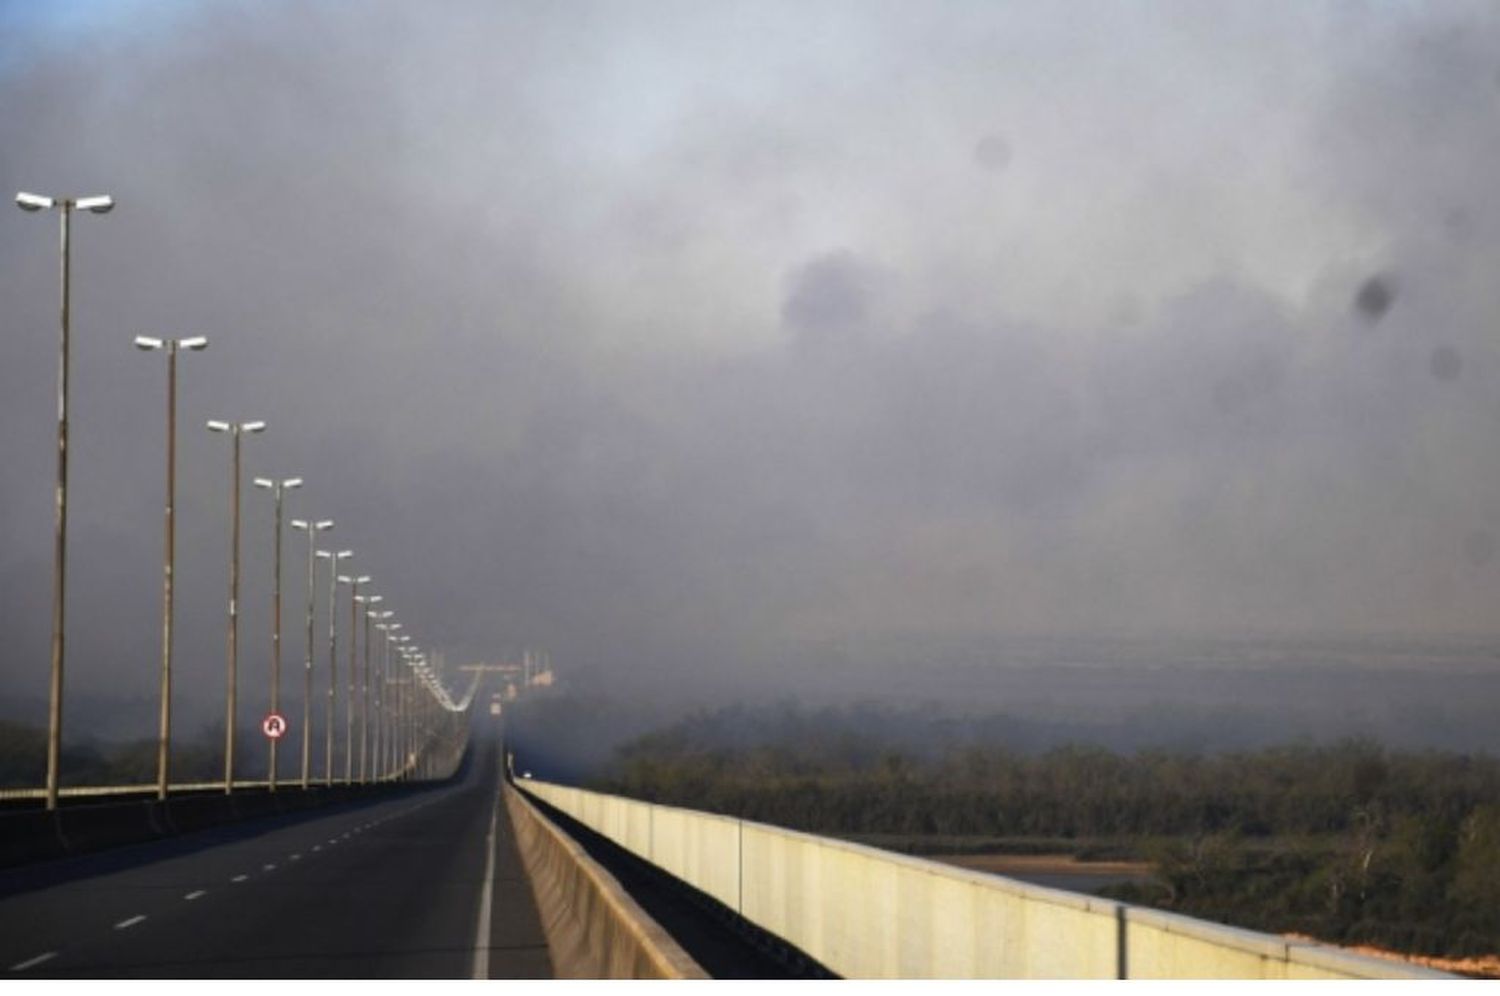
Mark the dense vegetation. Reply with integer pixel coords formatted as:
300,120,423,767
592,704,1500,960
0,719,253,789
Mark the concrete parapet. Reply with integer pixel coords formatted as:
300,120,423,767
0,809,65,867
521,779,1453,980
504,783,707,979
55,800,168,855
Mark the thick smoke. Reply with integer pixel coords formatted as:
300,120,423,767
1,2,1499,746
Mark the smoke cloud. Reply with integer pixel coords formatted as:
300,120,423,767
2,1,1499,742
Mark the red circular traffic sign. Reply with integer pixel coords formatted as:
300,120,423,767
261,712,288,740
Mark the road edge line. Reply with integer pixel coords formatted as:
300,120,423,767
471,769,501,980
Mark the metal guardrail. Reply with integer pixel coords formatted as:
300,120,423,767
0,771,417,803
0,723,472,804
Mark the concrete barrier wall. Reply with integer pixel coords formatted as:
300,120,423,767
520,780,1452,980
652,803,742,911
504,784,707,979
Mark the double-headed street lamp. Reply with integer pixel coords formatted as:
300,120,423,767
352,593,383,783
253,476,302,790
133,335,208,801
316,549,352,783
370,613,395,779
408,654,433,778
17,190,114,811
381,623,405,777
393,635,413,777
291,519,333,788
336,574,371,783
372,615,396,780
206,419,266,792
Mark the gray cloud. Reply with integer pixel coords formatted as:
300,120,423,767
3,1,1500,743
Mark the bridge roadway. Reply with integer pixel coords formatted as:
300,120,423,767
0,728,550,978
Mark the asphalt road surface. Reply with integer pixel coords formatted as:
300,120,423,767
0,725,550,978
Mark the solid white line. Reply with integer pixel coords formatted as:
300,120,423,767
114,915,147,930
184,890,207,901
10,952,57,972
231,874,248,883
471,775,502,980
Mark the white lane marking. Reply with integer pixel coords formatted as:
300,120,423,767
184,890,207,901
471,776,502,980
290,853,301,861
114,915,147,930
10,952,57,972
263,863,277,871
312,845,321,852
231,874,248,883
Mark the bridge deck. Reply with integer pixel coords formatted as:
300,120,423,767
0,739,550,978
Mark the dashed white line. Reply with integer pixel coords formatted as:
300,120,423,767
231,874,249,883
10,952,57,972
290,853,302,861
114,915,147,930
312,845,322,852
184,890,207,901
263,863,277,871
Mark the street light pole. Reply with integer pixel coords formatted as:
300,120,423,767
134,335,207,801
17,191,113,810
352,595,383,783
371,612,394,779
394,638,412,777
291,520,333,789
207,419,265,793
316,550,352,784
406,651,423,779
337,574,371,783
253,476,302,791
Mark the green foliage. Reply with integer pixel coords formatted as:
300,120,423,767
0,719,234,789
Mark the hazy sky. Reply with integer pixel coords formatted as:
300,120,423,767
3,1,1500,730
